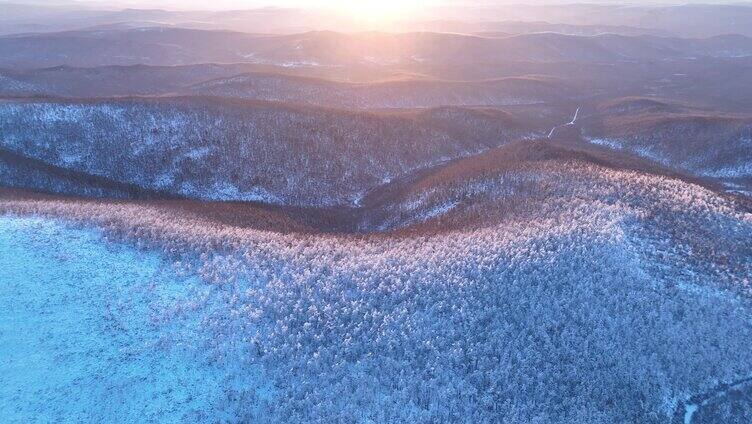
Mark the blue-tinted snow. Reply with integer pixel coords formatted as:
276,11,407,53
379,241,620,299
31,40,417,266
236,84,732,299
0,216,271,422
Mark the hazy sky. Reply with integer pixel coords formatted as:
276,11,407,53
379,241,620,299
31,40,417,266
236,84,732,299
68,0,745,11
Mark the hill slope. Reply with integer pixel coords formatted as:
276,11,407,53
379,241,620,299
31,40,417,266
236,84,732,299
1,145,750,423
189,74,572,109
580,98,752,196
0,97,550,206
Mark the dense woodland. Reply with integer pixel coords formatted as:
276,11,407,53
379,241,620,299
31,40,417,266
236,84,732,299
1,4,752,422
0,98,541,206
2,155,751,422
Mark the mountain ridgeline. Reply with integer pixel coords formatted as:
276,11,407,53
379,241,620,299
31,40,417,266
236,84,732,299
0,97,544,207
1,28,752,70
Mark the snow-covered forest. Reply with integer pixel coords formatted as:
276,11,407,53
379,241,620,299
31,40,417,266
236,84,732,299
1,2,752,423
2,155,751,422
0,99,539,206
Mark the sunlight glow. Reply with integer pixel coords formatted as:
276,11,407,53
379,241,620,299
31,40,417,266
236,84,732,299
323,0,424,24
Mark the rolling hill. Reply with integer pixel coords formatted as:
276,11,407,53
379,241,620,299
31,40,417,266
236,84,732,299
0,97,555,206
580,97,752,196
189,74,574,109
1,137,750,423
2,28,751,70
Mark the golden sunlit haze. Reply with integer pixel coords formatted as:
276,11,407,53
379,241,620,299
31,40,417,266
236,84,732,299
323,0,425,24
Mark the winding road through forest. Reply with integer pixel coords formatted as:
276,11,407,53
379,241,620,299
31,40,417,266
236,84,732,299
547,106,581,138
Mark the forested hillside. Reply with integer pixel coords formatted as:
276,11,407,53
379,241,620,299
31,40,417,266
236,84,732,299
0,98,542,206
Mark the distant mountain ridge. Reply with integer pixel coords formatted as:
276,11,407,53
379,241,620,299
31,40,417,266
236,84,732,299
3,3,752,37
1,28,751,70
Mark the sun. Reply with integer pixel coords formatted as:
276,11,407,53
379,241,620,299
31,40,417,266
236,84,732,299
323,0,423,24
